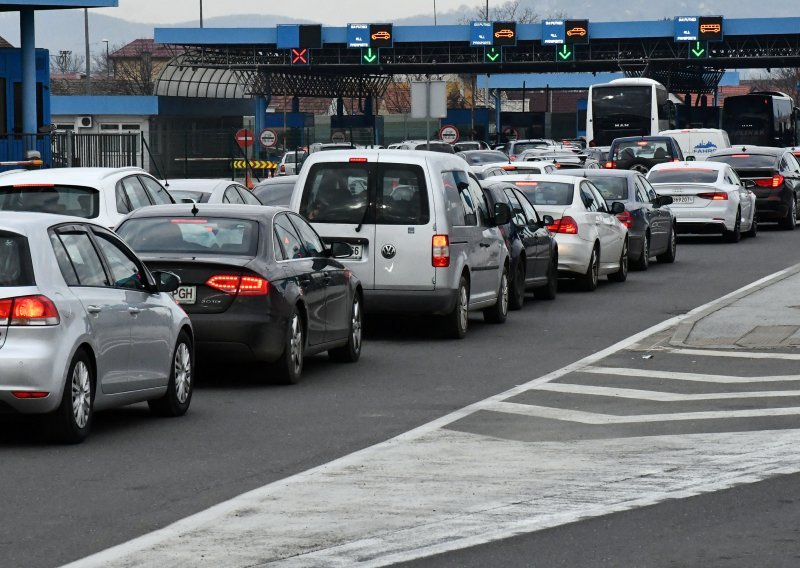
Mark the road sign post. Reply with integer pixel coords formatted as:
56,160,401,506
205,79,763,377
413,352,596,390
411,80,447,145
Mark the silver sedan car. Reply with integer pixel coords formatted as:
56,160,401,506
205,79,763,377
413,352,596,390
0,213,193,443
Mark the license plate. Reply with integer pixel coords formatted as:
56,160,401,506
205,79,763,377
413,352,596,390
672,195,694,204
345,245,363,260
172,285,196,305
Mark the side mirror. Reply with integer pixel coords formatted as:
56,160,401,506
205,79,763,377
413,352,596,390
152,270,181,294
654,195,674,207
541,215,555,226
610,201,626,214
493,202,512,226
743,179,756,190
329,242,353,259
686,155,696,162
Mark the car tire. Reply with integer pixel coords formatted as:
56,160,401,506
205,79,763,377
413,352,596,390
508,261,526,311
627,159,651,175
780,198,797,230
608,239,629,282
44,349,94,444
578,245,600,292
656,225,677,263
723,210,742,243
273,308,304,384
484,267,509,324
744,214,758,238
148,331,193,417
443,276,470,339
329,292,363,363
533,258,558,300
631,234,649,271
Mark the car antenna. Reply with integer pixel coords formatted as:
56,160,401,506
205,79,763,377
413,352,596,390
191,203,199,217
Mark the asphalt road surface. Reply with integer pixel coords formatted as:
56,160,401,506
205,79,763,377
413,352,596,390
4,226,800,568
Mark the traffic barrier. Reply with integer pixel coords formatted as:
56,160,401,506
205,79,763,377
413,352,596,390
231,160,278,170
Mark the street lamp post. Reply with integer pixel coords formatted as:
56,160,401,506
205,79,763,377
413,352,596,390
102,39,109,78
199,0,203,28
433,0,437,25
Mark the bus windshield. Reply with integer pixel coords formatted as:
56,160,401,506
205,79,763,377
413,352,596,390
591,86,652,145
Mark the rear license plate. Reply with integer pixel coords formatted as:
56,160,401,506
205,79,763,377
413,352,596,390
672,196,694,204
173,285,196,305
345,245,363,260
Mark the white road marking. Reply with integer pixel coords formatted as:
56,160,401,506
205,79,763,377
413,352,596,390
582,366,800,383
536,382,800,401
670,348,800,360
483,400,800,424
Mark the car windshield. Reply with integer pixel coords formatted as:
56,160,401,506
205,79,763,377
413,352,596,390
707,154,778,169
117,217,259,256
510,181,574,206
460,151,508,165
612,140,674,161
0,185,99,219
586,177,629,200
170,190,210,204
0,232,34,286
254,182,295,206
648,169,720,184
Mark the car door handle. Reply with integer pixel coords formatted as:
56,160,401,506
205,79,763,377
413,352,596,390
479,242,491,248
298,276,311,287
128,307,141,316
86,305,102,314
322,274,332,285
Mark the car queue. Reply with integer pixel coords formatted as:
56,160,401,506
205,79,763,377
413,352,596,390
1,132,796,443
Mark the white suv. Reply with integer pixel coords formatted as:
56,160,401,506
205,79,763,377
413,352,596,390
0,167,174,229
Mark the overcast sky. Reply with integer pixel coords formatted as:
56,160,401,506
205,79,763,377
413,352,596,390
101,0,478,24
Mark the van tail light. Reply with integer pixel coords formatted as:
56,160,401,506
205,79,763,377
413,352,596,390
0,295,60,326
206,275,269,296
753,175,784,189
697,192,729,201
432,235,450,267
605,161,615,169
547,216,579,234
616,210,634,228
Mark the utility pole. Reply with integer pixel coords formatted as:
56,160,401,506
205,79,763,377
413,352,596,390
84,8,91,95
102,39,109,78
433,0,437,25
199,0,204,28
485,0,489,19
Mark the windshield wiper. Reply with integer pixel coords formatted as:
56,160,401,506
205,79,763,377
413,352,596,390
355,200,371,233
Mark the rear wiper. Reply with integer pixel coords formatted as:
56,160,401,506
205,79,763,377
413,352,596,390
355,198,372,233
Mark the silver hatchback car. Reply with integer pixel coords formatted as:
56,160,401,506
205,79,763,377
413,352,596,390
0,213,193,443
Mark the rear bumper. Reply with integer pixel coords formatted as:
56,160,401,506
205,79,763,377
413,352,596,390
755,196,791,220
191,313,286,363
554,234,593,276
671,205,736,233
364,288,458,316
675,219,728,234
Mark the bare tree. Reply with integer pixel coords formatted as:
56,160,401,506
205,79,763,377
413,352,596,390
112,43,161,95
749,68,800,104
50,50,85,75
458,0,563,24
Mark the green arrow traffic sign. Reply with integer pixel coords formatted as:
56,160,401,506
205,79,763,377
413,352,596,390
362,47,378,64
484,47,501,62
557,44,574,62
690,41,707,59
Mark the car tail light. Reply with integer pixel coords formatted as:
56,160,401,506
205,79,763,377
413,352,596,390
349,157,368,163
12,183,55,188
616,210,634,228
12,391,49,399
547,216,579,234
752,175,783,188
697,192,729,201
432,234,450,267
206,275,269,296
279,164,286,174
0,295,60,326
605,161,615,169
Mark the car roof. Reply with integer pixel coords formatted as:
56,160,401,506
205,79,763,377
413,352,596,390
0,211,104,235
302,149,466,169
557,169,638,179
500,173,582,183
164,179,235,193
650,161,727,172
255,175,299,187
122,204,284,222
0,167,146,187
710,146,784,156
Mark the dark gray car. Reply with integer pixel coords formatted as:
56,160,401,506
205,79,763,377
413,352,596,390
555,169,677,270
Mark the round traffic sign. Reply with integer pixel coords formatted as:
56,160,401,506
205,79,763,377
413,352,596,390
331,131,346,143
502,126,519,140
259,128,277,148
235,128,255,148
439,125,459,145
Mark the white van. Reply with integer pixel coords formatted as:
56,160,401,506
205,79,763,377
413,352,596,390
659,129,731,161
290,149,512,338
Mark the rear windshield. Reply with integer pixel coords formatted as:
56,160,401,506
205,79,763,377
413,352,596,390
117,217,259,256
0,185,99,218
586,177,629,200
460,151,508,165
170,190,210,204
647,169,720,184
284,153,306,164
414,143,455,154
511,181,573,206
0,232,34,286
510,142,552,154
254,182,295,206
612,140,674,161
707,154,778,169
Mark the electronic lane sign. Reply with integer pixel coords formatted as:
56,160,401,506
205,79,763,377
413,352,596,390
369,24,393,48
674,17,699,42
471,21,493,46
698,16,723,42
277,24,322,49
492,21,517,46
542,20,566,45
348,24,371,48
688,41,708,59
565,19,589,44
484,46,501,63
556,44,575,62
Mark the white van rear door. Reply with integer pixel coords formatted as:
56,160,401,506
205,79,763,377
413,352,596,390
373,159,435,291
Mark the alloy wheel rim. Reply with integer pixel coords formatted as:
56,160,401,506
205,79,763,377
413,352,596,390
351,298,362,352
71,361,91,429
500,273,509,315
591,250,599,285
174,343,191,404
458,286,468,331
290,315,303,373
621,242,628,276
642,238,649,265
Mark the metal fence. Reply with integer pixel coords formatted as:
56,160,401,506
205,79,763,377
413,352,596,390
0,134,53,169
51,132,141,169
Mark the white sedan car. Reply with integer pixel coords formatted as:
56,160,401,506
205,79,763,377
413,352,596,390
501,160,558,175
646,161,757,242
493,173,629,291
163,179,263,205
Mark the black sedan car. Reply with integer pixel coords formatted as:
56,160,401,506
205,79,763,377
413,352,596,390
606,136,684,174
117,205,363,384
253,175,298,207
557,169,676,270
707,146,800,230
481,181,559,309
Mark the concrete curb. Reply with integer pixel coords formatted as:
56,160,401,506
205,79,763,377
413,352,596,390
669,262,800,350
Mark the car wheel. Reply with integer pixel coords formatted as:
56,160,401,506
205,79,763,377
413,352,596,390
627,160,651,175
608,239,629,282
274,309,304,384
780,198,797,230
149,331,193,417
656,225,677,263
724,210,742,243
484,267,509,324
744,214,758,238
329,292,363,363
533,258,558,300
631,234,649,271
509,261,525,311
443,276,470,339
578,245,600,292
45,349,94,444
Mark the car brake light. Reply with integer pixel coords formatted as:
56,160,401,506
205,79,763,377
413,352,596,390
206,274,269,296
697,192,729,201
279,164,286,173
616,210,634,228
0,295,60,326
548,216,578,234
510,155,517,161
170,219,208,224
12,183,55,188
12,391,49,399
605,161,615,169
349,157,368,163
771,174,784,188
432,234,450,267
731,154,750,158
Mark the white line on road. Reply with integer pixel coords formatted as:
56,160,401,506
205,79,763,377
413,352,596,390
582,366,800,383
670,348,800,360
536,382,800,401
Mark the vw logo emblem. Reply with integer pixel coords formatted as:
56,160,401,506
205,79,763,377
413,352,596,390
381,244,397,259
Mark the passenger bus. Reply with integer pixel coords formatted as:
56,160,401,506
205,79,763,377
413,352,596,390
586,78,677,146
722,91,799,147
